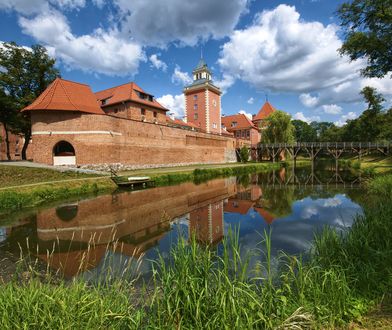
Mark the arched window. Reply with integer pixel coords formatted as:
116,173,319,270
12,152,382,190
53,141,75,157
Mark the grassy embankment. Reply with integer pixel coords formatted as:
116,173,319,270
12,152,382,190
0,162,282,213
0,174,391,328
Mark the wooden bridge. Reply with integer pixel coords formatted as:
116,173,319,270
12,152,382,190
255,142,391,162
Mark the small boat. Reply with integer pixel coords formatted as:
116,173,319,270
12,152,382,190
111,175,155,188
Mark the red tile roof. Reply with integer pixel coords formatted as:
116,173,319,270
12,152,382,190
95,82,168,111
22,78,105,115
254,207,276,225
253,101,276,121
224,199,255,215
221,113,257,131
166,117,199,129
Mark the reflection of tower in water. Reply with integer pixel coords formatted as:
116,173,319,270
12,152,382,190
188,201,224,245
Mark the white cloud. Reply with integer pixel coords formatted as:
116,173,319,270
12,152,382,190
52,0,85,9
335,112,358,127
149,53,167,72
322,104,342,115
299,93,319,108
239,110,252,120
214,74,235,94
156,94,185,119
0,0,48,15
247,97,254,104
18,10,144,75
171,65,192,85
113,0,249,47
218,4,392,108
293,112,321,123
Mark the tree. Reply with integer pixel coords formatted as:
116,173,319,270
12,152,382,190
239,146,250,162
310,121,334,141
0,42,60,159
292,120,317,142
261,111,295,144
338,0,392,78
0,89,17,160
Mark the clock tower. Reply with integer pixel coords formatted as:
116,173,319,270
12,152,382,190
184,58,222,134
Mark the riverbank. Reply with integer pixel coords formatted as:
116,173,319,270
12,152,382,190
0,173,391,328
0,162,282,213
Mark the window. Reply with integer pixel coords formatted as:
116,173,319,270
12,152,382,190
194,104,198,110
212,123,217,129
242,130,245,138
194,113,198,120
236,131,240,138
231,121,237,128
193,95,198,100
141,108,146,116
153,111,157,118
247,130,250,138
213,99,217,107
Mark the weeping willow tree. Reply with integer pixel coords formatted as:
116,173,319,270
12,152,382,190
261,110,295,144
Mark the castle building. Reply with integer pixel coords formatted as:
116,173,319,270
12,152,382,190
184,58,222,134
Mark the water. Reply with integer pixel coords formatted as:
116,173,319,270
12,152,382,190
0,164,364,281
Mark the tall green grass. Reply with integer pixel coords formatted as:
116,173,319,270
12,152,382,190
0,174,391,328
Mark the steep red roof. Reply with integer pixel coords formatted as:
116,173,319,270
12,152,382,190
221,113,257,131
23,78,105,115
224,199,254,215
253,101,276,121
254,207,276,225
95,82,168,111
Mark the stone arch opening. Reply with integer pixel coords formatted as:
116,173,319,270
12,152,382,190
53,140,76,165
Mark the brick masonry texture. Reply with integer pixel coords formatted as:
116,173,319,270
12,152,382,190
31,111,237,167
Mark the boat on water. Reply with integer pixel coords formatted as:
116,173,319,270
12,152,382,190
111,175,155,188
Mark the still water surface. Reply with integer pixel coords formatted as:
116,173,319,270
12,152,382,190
0,165,364,280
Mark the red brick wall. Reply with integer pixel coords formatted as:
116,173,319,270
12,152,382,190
185,89,206,130
30,111,237,166
208,90,221,134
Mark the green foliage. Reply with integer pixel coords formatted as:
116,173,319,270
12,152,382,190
261,110,295,143
292,119,317,142
239,146,249,162
338,0,392,78
0,42,60,159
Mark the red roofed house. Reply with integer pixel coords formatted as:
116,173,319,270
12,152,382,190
22,77,237,167
221,113,260,147
252,101,276,127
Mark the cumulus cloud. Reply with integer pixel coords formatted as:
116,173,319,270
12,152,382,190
171,65,192,85
335,112,358,127
156,94,185,119
218,4,392,108
247,97,254,104
149,53,167,72
322,104,342,115
0,0,49,15
113,0,249,46
299,93,319,108
18,10,144,75
293,112,321,123
214,74,235,94
239,110,252,120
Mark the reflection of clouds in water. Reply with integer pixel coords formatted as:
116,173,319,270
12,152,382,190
301,206,318,219
323,196,344,207
173,214,189,227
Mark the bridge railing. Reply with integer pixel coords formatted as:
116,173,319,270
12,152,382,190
257,142,392,149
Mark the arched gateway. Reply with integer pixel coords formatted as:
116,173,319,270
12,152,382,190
53,141,76,166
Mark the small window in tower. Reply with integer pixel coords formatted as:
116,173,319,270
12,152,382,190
194,104,198,110
231,121,237,128
212,123,217,129
141,108,146,116
194,113,198,120
153,111,157,118
213,99,217,107
194,95,197,100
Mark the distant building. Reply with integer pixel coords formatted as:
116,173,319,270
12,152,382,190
184,58,222,134
252,101,276,127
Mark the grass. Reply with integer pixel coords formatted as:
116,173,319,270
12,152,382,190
0,173,391,328
0,165,100,188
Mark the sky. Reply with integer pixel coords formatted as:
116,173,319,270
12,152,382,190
0,0,391,126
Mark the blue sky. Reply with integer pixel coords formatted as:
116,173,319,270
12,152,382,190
1,0,391,124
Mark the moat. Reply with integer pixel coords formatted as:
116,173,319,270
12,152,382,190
0,163,365,281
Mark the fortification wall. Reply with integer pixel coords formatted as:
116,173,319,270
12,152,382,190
30,111,237,167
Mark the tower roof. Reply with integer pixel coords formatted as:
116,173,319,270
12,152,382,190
253,101,276,121
22,78,104,115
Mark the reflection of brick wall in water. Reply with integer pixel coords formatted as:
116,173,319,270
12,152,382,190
189,201,224,244
36,178,236,246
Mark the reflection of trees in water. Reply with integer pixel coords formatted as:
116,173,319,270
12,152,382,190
255,186,296,218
